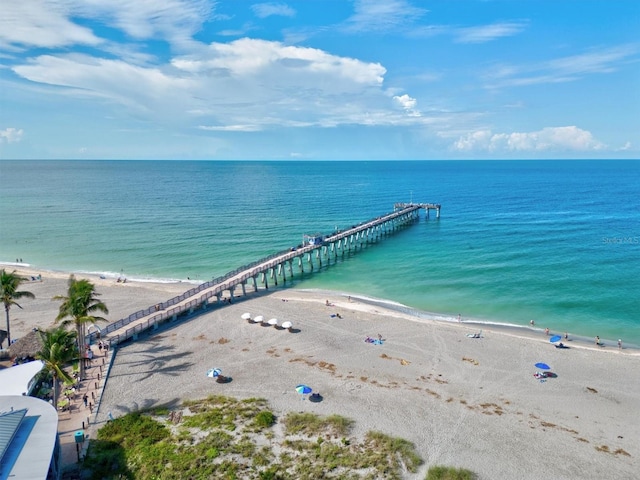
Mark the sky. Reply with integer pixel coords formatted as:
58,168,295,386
0,0,638,160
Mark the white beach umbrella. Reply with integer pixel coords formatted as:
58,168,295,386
268,318,278,326
253,315,264,324
281,321,293,329
241,313,251,320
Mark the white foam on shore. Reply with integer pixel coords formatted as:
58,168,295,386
0,262,197,285
299,288,639,351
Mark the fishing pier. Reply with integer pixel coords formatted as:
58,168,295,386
95,202,440,346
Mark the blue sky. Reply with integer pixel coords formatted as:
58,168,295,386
0,0,638,160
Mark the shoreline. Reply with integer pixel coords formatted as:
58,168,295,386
311,288,639,356
2,262,637,353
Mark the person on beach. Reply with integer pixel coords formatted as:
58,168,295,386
545,328,549,335
618,339,622,349
595,336,600,345
530,320,535,326
457,314,461,322
564,332,568,340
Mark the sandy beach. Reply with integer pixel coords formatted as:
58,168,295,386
2,265,638,480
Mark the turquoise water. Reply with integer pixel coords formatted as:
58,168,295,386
1,160,639,346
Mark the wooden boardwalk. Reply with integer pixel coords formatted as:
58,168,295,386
94,202,440,348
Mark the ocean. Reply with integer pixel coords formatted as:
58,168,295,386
1,160,639,347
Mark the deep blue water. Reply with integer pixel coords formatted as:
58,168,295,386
1,160,639,346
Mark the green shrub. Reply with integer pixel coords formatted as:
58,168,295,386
426,465,476,480
255,410,276,428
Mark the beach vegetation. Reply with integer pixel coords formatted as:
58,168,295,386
426,465,476,480
82,395,430,479
53,275,109,380
254,410,276,428
35,326,78,406
0,269,35,348
283,411,354,437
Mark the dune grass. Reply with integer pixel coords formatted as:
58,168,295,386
426,465,476,480
82,395,473,479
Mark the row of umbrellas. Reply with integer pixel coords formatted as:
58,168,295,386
241,312,292,329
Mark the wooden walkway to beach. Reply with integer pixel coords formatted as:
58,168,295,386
94,202,440,347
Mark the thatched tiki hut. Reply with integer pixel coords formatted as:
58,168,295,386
8,328,44,361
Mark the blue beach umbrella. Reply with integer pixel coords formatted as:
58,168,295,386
549,335,562,343
207,368,222,378
534,363,551,370
295,384,312,395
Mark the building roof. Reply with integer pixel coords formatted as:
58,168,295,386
7,329,44,359
0,396,58,480
0,360,45,396
0,408,27,463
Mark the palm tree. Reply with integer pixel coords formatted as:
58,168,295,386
0,269,35,348
53,275,108,380
36,327,78,408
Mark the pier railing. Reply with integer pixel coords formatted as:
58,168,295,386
93,203,437,345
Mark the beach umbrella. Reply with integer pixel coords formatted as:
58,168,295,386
549,335,562,343
296,384,312,395
241,313,251,320
207,368,222,378
534,362,551,370
268,318,278,326
281,321,293,329
253,315,264,324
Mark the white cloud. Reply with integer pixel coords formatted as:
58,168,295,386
453,126,606,152
0,128,24,143
252,3,295,19
393,94,420,116
394,94,416,110
199,124,262,132
0,1,101,50
485,44,639,88
0,0,212,51
173,38,386,83
454,22,526,44
12,54,197,116
343,0,427,33
76,0,213,49
11,38,435,131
